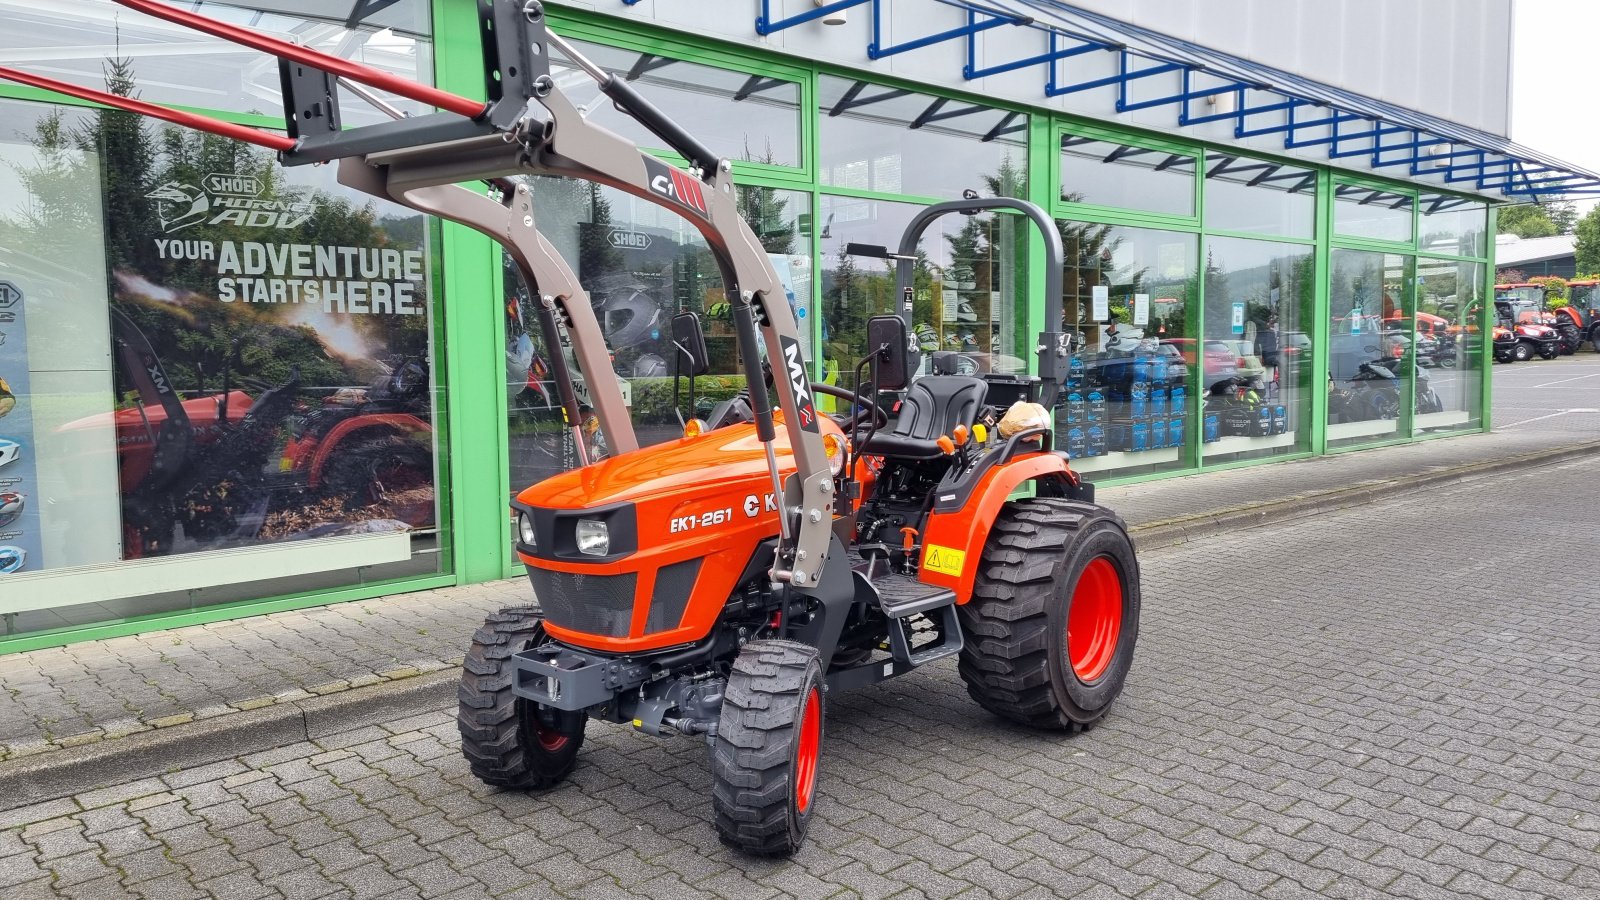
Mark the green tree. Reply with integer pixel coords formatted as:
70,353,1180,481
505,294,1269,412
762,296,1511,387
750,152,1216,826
1574,206,1600,274
1496,202,1558,238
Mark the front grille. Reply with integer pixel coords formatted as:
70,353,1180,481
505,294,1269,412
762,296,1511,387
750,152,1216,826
645,559,702,633
527,568,637,638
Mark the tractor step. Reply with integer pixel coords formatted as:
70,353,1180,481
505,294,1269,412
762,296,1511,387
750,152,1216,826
869,573,962,668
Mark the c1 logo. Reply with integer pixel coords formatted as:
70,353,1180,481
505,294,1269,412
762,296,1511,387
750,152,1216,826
643,157,709,217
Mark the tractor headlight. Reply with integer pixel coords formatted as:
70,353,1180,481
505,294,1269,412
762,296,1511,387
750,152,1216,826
517,513,537,548
575,519,610,556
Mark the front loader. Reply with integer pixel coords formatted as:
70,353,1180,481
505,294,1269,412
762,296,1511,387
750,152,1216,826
4,0,1142,857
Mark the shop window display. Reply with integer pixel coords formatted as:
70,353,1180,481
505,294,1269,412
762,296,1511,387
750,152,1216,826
819,76,1028,201
1326,249,1413,448
1199,238,1315,464
1059,136,1196,218
0,89,444,632
1056,222,1196,477
508,178,811,493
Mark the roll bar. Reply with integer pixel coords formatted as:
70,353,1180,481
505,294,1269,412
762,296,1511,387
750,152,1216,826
0,0,837,590
892,198,1071,405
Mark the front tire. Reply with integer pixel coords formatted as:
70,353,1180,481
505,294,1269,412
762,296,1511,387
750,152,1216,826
1514,341,1533,361
711,640,825,857
958,499,1140,730
457,607,584,790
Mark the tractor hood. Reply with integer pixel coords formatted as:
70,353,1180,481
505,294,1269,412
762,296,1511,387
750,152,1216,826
516,416,843,512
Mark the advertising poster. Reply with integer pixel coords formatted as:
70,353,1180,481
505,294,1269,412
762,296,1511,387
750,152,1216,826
1133,292,1151,327
0,279,41,575
1092,285,1110,322
19,111,442,561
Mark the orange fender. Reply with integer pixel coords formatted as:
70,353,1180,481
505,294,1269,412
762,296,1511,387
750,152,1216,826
916,451,1073,603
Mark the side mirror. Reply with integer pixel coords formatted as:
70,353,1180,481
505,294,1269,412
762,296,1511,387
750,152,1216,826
867,315,911,391
671,311,710,377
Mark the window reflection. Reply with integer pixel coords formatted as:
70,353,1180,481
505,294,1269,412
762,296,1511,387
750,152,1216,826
1204,154,1315,239
0,0,434,126
1199,238,1314,463
1415,259,1484,433
1060,136,1196,217
819,76,1028,200
1333,184,1414,243
1418,194,1487,258
553,40,803,168
1327,250,1412,447
1057,222,1196,477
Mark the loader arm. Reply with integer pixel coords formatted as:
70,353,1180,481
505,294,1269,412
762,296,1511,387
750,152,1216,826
0,0,837,589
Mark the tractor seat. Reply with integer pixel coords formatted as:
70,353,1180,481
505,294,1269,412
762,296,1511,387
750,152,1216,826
859,375,988,460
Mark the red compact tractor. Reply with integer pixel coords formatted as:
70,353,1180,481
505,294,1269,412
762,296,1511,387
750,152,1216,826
5,0,1142,856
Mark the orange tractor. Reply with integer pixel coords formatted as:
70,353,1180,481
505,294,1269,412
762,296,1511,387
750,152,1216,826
3,0,1142,857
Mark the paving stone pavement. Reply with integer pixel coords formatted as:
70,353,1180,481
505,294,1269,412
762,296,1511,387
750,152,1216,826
1,457,1597,898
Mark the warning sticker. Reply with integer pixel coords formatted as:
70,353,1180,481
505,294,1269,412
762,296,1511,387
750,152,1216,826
922,544,965,577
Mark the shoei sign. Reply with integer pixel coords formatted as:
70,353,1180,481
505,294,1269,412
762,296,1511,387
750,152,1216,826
147,170,314,233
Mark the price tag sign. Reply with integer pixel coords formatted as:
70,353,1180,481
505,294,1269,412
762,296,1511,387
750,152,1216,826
1092,285,1109,321
1231,302,1246,335
1133,293,1150,326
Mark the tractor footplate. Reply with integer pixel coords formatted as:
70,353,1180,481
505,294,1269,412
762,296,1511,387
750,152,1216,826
870,575,963,669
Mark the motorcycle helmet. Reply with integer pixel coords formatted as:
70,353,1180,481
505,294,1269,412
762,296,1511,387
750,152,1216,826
595,281,663,351
632,353,668,377
0,375,14,419
0,491,22,529
0,545,23,574
957,300,977,324
915,323,940,352
0,438,20,469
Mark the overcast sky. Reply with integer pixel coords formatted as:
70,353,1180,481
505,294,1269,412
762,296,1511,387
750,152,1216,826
1512,0,1595,212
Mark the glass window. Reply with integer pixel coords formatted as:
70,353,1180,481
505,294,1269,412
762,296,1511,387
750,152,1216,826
1418,194,1487,258
0,1,434,127
1199,238,1315,464
1333,184,1414,243
1327,249,1411,448
509,179,811,491
1204,154,1315,239
1060,135,1196,217
819,76,1028,201
1415,259,1484,434
1057,222,1196,478
553,40,803,168
0,97,445,633
819,195,1029,398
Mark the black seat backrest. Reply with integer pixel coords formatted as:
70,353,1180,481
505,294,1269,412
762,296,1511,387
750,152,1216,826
893,375,988,441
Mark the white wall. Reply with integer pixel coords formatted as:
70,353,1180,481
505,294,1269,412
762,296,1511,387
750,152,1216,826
551,1,1515,193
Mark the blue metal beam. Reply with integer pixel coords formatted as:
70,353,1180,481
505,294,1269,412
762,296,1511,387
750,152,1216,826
870,3,1025,60
1326,124,1410,159
966,28,1104,80
1049,49,1180,98
756,0,871,35
1117,65,1252,114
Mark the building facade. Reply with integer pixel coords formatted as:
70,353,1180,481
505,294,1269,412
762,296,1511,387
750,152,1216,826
0,0,1580,651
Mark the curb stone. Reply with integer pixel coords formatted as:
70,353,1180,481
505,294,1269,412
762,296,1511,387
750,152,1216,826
1130,438,1600,551
1,437,1595,811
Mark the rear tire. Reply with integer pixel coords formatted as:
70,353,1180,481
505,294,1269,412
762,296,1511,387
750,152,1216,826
457,607,584,789
958,499,1140,730
711,640,824,857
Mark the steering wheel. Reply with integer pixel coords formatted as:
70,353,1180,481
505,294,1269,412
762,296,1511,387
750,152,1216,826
812,383,888,431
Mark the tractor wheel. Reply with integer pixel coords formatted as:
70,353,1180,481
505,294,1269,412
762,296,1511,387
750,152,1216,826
958,499,1140,731
322,434,434,522
1538,344,1559,360
1513,341,1533,362
457,607,584,790
711,639,825,857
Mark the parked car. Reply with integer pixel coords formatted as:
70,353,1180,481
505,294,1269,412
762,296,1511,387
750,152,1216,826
1161,338,1242,393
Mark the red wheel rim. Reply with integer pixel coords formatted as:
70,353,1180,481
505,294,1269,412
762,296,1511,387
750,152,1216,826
794,686,821,814
1067,556,1123,683
534,722,568,752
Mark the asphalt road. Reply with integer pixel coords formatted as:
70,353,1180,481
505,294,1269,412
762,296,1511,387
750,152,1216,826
3,447,1598,898
1490,353,1600,437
